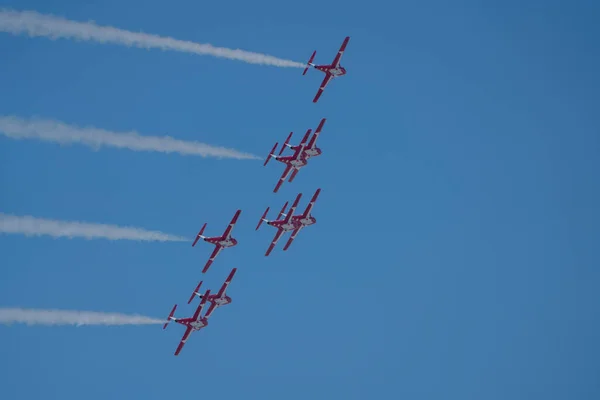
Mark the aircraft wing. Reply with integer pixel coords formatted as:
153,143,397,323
284,193,302,224
282,226,303,251
217,268,237,298
265,228,285,256
203,302,218,319
331,36,350,68
274,164,293,193
202,246,222,273
301,188,321,218
174,326,193,356
288,167,300,183
313,73,333,103
222,209,241,239
192,290,210,321
298,128,311,149
307,118,326,149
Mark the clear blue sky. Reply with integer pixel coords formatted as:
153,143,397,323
1,0,599,398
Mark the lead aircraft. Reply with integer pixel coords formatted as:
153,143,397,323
256,188,321,256
303,36,350,103
192,209,241,273
163,289,211,356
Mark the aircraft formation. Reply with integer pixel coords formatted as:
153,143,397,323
163,36,351,356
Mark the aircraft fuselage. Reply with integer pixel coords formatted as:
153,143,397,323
304,147,322,157
206,237,237,247
288,215,316,229
219,238,236,247
291,158,307,167
316,65,346,77
278,155,307,168
189,319,208,330
214,296,231,306
269,220,296,231
296,216,316,227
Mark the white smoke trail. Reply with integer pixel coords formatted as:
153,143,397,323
0,308,163,326
0,213,187,242
0,9,305,68
0,116,260,160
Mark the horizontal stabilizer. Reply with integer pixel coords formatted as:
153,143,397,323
192,223,207,247
303,51,316,75
277,201,288,220
188,281,203,304
163,304,177,329
264,143,278,166
256,207,270,230
279,132,293,155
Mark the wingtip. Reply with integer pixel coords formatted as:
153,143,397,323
317,118,327,130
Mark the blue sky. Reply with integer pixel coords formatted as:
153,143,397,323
1,0,599,398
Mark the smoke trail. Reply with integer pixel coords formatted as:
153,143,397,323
0,213,187,242
0,308,163,326
0,9,305,68
0,116,260,160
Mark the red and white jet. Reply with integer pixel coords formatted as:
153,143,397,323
264,129,311,193
256,192,302,256
163,289,211,356
188,267,237,318
279,188,321,252
192,209,241,273
303,36,350,103
278,118,327,161
256,188,321,256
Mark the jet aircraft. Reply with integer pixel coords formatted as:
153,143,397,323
192,210,241,273
163,289,211,356
303,36,350,103
256,188,321,256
